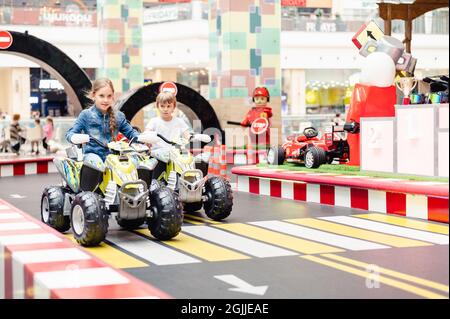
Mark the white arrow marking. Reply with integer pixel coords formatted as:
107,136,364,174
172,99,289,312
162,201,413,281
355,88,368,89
10,194,26,199
214,274,268,296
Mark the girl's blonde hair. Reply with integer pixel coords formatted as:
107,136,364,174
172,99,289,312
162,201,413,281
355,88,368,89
86,78,117,139
156,91,177,108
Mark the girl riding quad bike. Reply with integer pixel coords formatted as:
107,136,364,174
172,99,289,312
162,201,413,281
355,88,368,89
151,133,233,221
41,132,183,246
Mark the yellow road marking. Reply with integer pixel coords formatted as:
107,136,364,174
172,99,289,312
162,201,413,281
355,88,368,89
287,218,431,248
184,213,221,224
183,217,204,225
322,253,449,293
301,255,447,299
214,223,344,254
65,234,148,269
355,214,449,235
135,229,249,262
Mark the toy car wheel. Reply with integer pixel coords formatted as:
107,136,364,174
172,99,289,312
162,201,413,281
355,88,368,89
184,202,203,213
203,176,233,221
267,146,285,165
116,218,146,230
71,192,108,247
148,188,183,240
41,186,71,232
304,146,327,169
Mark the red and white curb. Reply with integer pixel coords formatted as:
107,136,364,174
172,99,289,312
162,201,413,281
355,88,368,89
0,157,56,177
234,172,449,224
0,199,171,299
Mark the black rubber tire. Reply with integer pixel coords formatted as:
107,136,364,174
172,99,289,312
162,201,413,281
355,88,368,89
41,186,71,232
184,202,203,213
148,188,183,240
267,146,286,165
70,192,108,247
116,218,146,230
304,146,327,169
203,176,233,221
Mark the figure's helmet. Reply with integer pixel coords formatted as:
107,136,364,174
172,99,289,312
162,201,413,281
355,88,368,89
252,87,270,102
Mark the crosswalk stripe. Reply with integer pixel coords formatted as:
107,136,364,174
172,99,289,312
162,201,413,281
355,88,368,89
184,214,221,224
301,255,447,299
182,225,298,258
136,229,250,262
105,231,201,266
287,218,431,248
214,223,344,254
183,217,204,225
355,214,449,235
65,234,148,269
320,216,449,245
322,253,449,293
249,220,389,251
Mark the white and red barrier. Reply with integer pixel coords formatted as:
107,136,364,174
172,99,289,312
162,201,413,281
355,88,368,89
0,157,56,177
0,199,171,299
233,166,449,224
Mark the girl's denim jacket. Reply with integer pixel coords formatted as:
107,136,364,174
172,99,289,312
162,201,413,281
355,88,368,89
65,106,139,161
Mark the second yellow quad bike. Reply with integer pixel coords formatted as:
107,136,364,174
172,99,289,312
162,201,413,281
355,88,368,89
41,132,183,246
151,133,233,221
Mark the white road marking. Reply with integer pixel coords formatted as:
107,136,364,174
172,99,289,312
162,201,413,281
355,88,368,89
183,226,297,258
106,231,201,266
250,220,389,251
320,216,449,245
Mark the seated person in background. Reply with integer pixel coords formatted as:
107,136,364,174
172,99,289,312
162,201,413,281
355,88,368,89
29,118,43,155
10,114,26,154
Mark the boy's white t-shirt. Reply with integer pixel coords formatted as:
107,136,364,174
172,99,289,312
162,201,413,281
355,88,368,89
146,117,190,149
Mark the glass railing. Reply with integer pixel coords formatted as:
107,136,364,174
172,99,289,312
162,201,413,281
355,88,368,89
281,12,449,35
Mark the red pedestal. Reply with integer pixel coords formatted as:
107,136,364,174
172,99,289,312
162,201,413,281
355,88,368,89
346,84,397,166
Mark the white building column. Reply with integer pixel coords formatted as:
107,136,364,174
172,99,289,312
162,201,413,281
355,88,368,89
0,68,30,120
191,0,203,21
289,69,306,116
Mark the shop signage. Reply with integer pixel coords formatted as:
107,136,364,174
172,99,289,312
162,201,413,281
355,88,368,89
0,30,13,50
306,22,336,32
281,0,306,6
39,6,95,27
144,6,179,24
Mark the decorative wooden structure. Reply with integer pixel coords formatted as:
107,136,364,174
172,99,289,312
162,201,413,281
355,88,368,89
378,0,449,53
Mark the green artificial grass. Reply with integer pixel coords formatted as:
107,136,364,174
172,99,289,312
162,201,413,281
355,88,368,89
256,163,449,183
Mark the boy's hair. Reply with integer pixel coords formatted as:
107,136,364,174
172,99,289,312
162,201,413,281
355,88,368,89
156,91,176,107
35,118,40,124
85,78,117,139
13,114,20,121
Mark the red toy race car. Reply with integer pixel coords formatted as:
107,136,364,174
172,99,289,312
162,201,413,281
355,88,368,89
267,123,359,168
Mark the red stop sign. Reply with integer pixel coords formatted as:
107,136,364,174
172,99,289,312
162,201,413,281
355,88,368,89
250,117,269,135
159,81,178,96
0,31,13,50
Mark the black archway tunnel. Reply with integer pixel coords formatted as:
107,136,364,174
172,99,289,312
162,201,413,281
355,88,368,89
0,30,92,112
116,82,224,142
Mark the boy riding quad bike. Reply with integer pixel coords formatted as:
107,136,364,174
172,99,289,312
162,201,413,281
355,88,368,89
151,133,233,221
41,132,183,246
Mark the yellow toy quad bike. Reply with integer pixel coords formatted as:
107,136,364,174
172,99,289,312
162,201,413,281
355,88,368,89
41,132,183,246
151,133,233,221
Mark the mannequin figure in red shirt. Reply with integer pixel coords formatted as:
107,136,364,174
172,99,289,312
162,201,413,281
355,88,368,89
240,87,273,147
